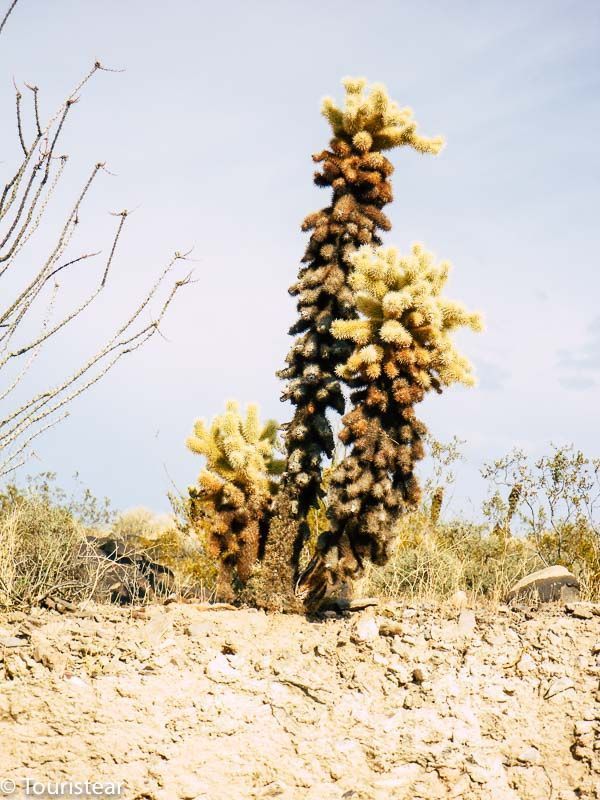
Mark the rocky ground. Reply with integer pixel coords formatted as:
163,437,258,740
0,600,599,800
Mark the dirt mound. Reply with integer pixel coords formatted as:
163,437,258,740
1,601,599,799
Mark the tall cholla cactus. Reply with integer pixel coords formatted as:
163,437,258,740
298,244,483,607
259,79,444,610
186,402,283,601
278,77,444,513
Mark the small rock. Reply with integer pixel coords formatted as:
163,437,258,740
347,597,379,611
412,665,428,684
457,609,476,635
517,746,541,765
506,565,579,603
351,616,380,643
516,653,537,675
387,659,411,684
0,636,28,648
205,654,240,684
565,603,593,620
379,621,403,637
574,720,594,736
31,640,67,672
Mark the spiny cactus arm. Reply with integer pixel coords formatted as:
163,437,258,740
334,244,483,387
242,403,261,445
321,77,444,154
186,419,221,462
259,418,279,444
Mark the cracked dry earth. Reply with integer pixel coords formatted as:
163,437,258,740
1,601,599,800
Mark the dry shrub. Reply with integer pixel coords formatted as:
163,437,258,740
482,444,600,600
112,500,217,600
0,494,104,609
362,510,543,603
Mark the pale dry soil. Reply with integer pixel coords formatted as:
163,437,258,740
0,600,599,800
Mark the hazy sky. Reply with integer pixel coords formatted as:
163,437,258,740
1,0,599,518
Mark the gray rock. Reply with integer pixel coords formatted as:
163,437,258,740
565,603,593,620
506,566,580,603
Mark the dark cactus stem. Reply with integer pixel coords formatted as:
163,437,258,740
298,370,427,609
279,139,395,517
255,146,396,609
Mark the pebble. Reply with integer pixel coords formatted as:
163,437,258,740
205,654,240,684
412,665,428,684
517,746,541,765
351,616,380,643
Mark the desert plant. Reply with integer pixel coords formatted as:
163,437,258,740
258,78,444,609
482,444,600,595
0,0,190,476
297,243,482,607
0,481,108,608
365,510,543,603
186,401,283,601
108,503,217,600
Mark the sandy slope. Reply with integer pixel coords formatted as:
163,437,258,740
0,601,599,799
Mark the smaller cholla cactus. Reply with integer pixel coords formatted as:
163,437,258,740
186,402,283,601
298,243,482,608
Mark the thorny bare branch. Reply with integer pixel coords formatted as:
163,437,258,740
0,34,191,473
0,0,18,39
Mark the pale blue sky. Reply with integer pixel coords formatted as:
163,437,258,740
1,0,599,517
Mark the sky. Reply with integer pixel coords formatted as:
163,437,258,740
0,0,598,518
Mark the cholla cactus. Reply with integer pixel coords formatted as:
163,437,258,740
259,79,444,610
278,77,444,513
186,402,283,601
298,244,482,607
